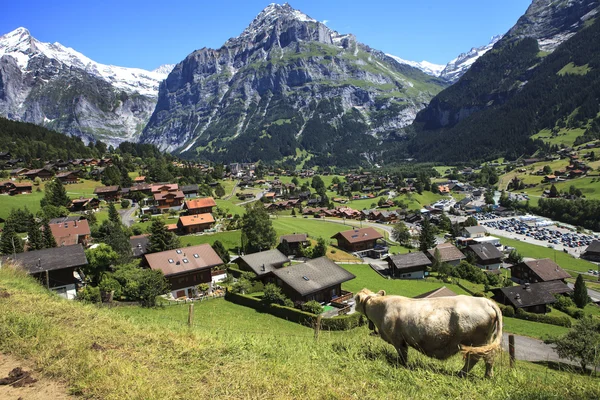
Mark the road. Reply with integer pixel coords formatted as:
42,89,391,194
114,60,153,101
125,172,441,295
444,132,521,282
223,180,240,200
119,203,138,227
238,191,265,205
501,333,583,369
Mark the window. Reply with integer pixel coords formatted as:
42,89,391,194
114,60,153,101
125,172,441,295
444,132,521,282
193,254,199,258
303,276,309,281
168,259,174,263
176,249,182,254
183,259,189,263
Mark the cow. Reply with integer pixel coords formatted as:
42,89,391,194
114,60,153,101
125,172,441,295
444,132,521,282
354,288,503,378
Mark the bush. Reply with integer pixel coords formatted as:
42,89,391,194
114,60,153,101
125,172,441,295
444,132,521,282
120,199,130,209
250,280,264,294
497,304,515,317
262,283,288,306
76,286,101,303
515,308,572,327
321,313,365,331
99,275,122,298
301,300,323,314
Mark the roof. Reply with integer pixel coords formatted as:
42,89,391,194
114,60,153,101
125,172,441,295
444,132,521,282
184,197,217,210
464,226,487,235
55,171,78,178
272,257,355,297
468,243,503,261
386,252,432,271
180,184,199,193
49,216,83,224
427,243,466,263
178,213,215,227
492,281,572,308
144,244,223,277
94,185,120,194
49,219,90,240
584,240,600,254
414,286,458,299
279,234,308,244
519,259,571,282
1,244,87,274
130,235,150,258
236,249,290,276
151,184,179,192
331,228,383,244
153,190,184,201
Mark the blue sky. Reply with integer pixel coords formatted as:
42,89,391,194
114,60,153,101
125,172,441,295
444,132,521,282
1,0,531,70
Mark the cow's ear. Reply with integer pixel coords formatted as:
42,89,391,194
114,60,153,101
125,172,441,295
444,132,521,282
377,290,386,296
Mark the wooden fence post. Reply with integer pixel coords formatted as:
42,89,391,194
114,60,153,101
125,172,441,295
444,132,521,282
188,303,194,327
508,334,515,368
314,315,322,341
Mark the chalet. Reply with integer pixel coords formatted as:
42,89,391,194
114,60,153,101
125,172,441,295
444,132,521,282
133,176,146,183
22,168,54,181
129,183,152,195
234,249,290,281
461,225,488,238
581,240,600,262
272,257,355,303
264,192,276,202
0,151,11,160
427,243,466,266
154,190,185,210
467,243,503,271
151,183,179,193
0,181,32,195
69,197,100,212
386,252,432,279
55,171,79,184
94,185,121,201
183,197,216,215
143,244,223,299
511,258,571,284
49,219,91,247
177,213,215,234
331,228,384,253
9,168,29,177
491,281,572,314
181,184,199,198
0,244,87,299
130,234,150,258
414,286,457,299
279,233,310,255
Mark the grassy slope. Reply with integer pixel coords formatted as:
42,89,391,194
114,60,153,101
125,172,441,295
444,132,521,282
1,268,598,400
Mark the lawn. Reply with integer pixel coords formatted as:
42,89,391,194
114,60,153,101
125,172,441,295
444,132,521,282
502,317,569,340
271,217,357,240
531,127,587,147
180,230,242,253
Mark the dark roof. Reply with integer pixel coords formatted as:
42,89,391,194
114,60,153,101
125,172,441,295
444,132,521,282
427,243,465,263
519,259,571,282
1,244,88,274
386,252,432,271
181,184,199,193
584,240,600,254
464,226,487,235
236,249,289,276
279,234,308,244
414,286,457,299
331,228,383,244
94,185,120,194
468,243,503,261
272,257,355,296
492,281,572,309
144,244,223,277
130,235,150,258
49,216,84,224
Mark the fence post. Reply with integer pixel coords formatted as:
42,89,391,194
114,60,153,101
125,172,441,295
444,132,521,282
508,334,515,368
314,314,322,341
188,303,194,327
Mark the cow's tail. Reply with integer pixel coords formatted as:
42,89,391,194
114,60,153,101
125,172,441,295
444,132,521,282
460,301,503,362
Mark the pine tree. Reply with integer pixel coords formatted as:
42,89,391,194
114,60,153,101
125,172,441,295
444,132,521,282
42,219,57,248
147,219,181,254
0,226,24,255
573,274,590,309
211,240,230,264
41,178,71,208
419,217,436,252
549,184,559,198
214,184,225,198
108,202,120,224
26,216,44,251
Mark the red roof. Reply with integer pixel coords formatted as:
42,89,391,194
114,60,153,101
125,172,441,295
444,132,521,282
178,213,215,227
331,227,383,244
184,197,217,210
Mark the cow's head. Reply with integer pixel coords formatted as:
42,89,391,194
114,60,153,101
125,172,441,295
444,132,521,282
354,288,385,315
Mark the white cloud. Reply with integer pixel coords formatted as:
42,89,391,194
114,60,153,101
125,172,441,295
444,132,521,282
322,19,329,25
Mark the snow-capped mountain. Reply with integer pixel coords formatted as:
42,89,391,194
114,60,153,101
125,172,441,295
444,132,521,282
439,35,503,83
385,55,445,78
0,27,171,145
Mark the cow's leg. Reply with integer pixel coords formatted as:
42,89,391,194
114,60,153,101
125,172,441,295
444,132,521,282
484,357,494,378
459,353,480,377
395,342,408,367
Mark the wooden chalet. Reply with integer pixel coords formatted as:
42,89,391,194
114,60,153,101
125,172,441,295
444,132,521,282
0,181,32,195
511,258,571,284
0,244,87,299
183,197,217,215
49,219,91,247
271,257,355,303
93,185,121,201
69,197,100,212
22,168,54,181
181,184,199,198
386,252,432,279
177,213,215,234
467,243,503,271
55,171,79,184
491,281,572,314
234,249,290,282
427,243,465,266
279,233,309,255
154,190,185,210
581,240,600,262
143,244,223,299
331,228,384,253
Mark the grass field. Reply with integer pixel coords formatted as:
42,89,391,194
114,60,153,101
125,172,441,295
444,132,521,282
3,268,597,400
180,230,242,253
531,128,587,147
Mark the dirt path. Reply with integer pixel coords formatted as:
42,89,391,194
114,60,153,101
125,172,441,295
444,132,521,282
0,354,74,400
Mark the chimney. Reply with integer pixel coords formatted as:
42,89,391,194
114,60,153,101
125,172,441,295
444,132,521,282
524,282,530,291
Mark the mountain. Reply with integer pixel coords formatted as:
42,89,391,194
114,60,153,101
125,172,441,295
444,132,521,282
408,0,600,162
0,28,172,145
140,3,447,167
439,35,502,83
384,55,445,78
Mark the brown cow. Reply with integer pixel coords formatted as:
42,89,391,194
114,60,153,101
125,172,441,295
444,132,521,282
355,288,503,377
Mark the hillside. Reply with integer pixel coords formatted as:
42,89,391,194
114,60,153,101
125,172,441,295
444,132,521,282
140,4,446,167
409,0,600,163
1,268,599,399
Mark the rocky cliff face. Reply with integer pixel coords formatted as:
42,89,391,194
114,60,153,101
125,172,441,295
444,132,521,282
0,28,172,145
141,3,446,165
439,35,502,83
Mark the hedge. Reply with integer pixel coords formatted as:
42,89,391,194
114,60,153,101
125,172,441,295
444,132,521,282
496,303,572,327
321,313,365,331
226,265,244,279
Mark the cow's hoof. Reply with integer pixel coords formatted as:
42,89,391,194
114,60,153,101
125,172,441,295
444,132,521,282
457,371,468,378
369,331,379,337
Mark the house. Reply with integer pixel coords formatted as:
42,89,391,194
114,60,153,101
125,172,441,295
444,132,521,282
414,286,457,299
491,281,572,314
386,252,432,279
143,244,223,299
154,190,185,210
0,244,87,299
94,185,121,201
0,151,11,160
22,168,54,181
271,257,355,303
511,258,571,284
234,249,290,281
177,213,215,234
461,225,488,238
181,184,199,198
49,216,84,224
0,181,32,195
581,240,600,262
465,243,503,271
9,168,29,177
427,243,466,266
69,197,100,212
48,219,91,247
55,171,79,184
279,233,310,255
151,183,179,193
331,228,384,253
133,176,146,183
130,234,150,258
183,197,217,215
